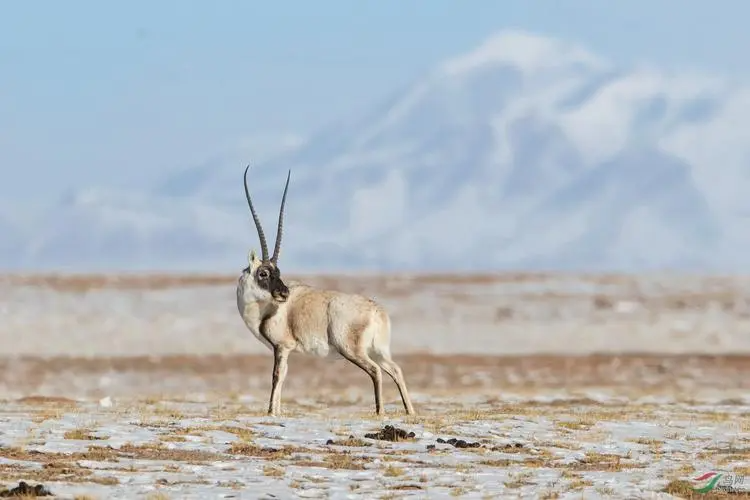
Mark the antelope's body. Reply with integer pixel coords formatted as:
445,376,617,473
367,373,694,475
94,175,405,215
236,165,415,416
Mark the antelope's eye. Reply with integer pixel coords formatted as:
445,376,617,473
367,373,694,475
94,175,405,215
257,269,270,279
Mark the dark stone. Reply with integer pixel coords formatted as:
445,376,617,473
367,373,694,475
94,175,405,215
0,481,53,497
436,437,482,448
363,425,416,442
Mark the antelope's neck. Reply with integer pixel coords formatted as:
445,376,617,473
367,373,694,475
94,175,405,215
236,281,278,333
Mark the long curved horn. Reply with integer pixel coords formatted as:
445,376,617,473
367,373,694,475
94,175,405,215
271,170,291,264
243,164,269,261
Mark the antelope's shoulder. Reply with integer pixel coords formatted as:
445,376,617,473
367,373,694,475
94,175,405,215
287,281,321,297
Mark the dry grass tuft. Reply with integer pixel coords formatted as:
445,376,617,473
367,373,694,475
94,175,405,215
555,417,596,431
17,396,78,406
327,436,372,447
114,443,222,463
63,427,107,441
504,471,534,489
0,461,119,485
145,493,172,500
566,451,644,472
567,477,594,490
322,452,370,470
382,465,406,477
213,425,255,441
262,465,285,477
661,479,750,499
227,443,296,459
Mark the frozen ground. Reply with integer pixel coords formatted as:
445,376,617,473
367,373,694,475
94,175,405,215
0,391,749,499
3,272,750,356
1,272,749,498
0,352,748,498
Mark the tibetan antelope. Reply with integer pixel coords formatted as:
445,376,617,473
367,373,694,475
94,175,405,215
236,165,415,417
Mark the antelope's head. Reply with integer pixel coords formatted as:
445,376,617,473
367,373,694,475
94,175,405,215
241,165,291,304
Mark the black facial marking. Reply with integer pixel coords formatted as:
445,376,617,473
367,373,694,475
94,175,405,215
255,263,289,301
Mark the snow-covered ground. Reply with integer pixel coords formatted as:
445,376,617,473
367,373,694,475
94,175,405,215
0,392,747,499
1,272,748,498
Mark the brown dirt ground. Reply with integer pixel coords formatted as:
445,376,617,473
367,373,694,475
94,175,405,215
1,353,748,397
5,272,750,310
0,271,676,292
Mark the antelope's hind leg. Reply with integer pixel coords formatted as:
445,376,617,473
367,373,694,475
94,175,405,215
340,351,385,416
373,353,415,415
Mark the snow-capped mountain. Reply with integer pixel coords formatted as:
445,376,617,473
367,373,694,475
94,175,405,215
9,30,750,273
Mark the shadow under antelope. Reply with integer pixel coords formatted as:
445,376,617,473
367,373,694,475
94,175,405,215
236,165,415,417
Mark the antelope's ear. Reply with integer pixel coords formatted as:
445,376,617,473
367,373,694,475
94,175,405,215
248,249,257,265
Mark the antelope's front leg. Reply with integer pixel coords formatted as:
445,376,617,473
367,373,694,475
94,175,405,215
268,346,290,415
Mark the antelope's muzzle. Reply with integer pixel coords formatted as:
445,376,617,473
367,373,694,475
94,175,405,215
272,284,290,303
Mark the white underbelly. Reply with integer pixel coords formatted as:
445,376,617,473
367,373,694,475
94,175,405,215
295,336,343,359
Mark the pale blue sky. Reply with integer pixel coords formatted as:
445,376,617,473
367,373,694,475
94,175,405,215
2,1,749,203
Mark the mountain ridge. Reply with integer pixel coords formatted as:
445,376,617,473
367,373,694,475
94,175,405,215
6,29,750,273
